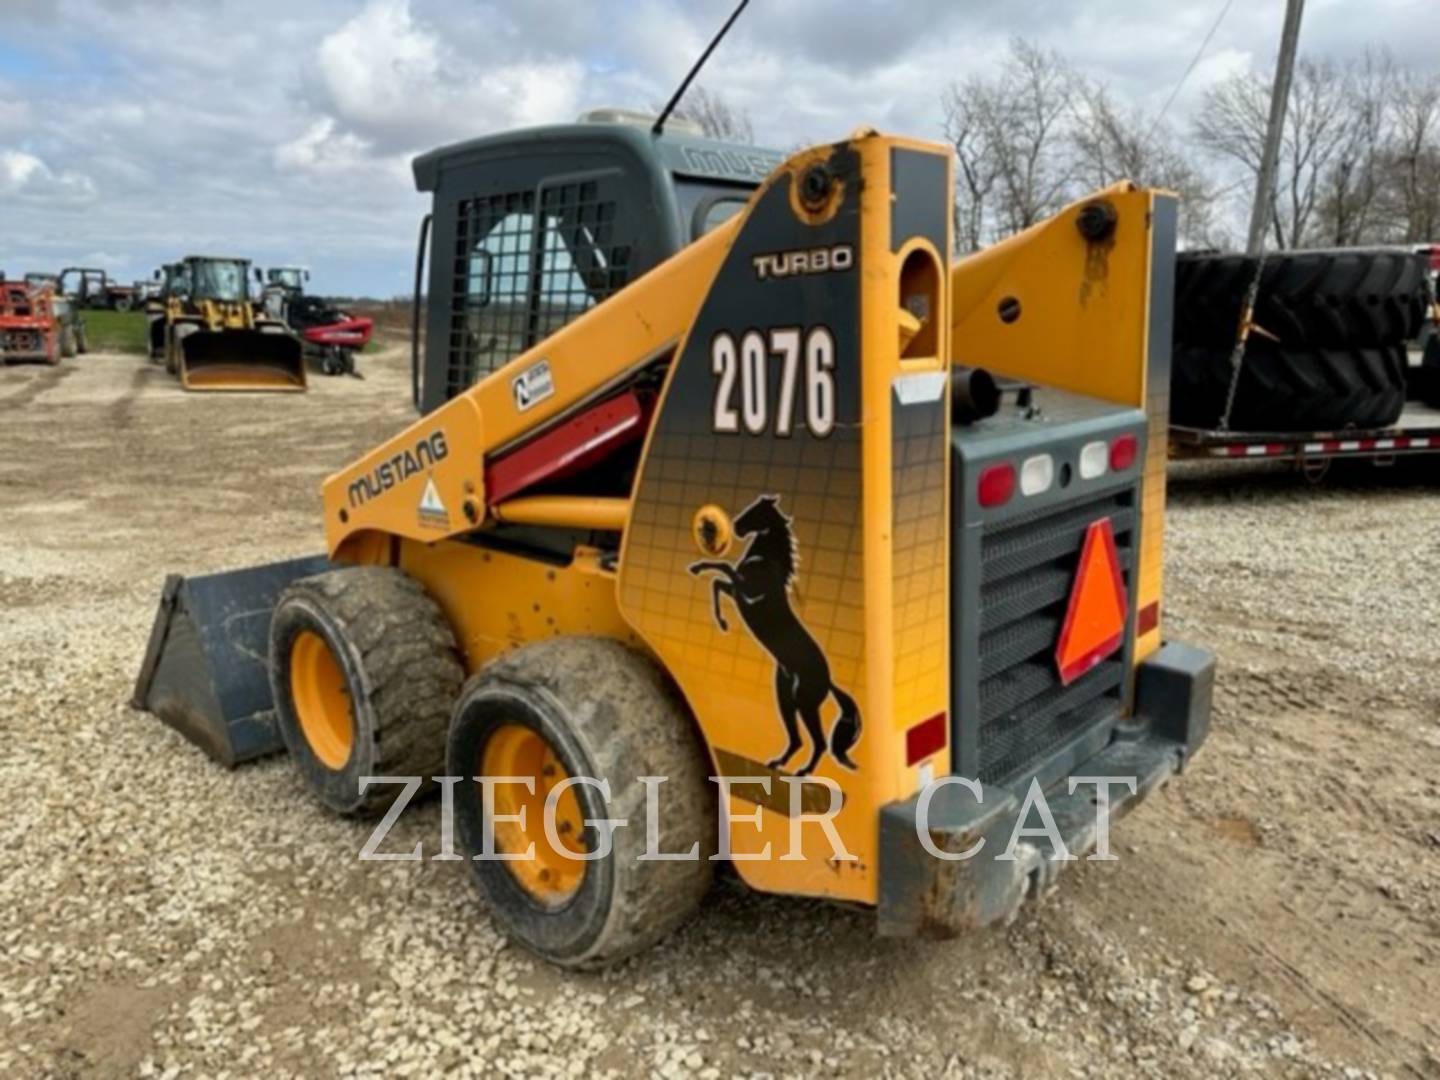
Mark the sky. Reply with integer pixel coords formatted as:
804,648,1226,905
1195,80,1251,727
2,0,1438,298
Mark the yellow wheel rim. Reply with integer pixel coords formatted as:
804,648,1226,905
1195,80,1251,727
290,630,355,770
479,724,587,904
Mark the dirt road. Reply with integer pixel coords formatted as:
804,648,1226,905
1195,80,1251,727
1,349,1436,1077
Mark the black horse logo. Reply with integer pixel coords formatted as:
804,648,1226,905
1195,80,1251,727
689,495,862,776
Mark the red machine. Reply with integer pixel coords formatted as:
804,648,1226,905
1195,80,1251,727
0,279,60,365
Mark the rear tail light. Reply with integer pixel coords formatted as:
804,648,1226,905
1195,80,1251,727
1110,433,1138,471
1078,440,1108,479
1019,453,1054,496
905,712,947,766
977,463,1015,507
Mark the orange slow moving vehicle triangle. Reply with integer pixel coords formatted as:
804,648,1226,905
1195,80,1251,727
1055,518,1128,685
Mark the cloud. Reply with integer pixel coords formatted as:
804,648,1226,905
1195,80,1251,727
0,149,95,205
0,0,1437,296
302,0,588,159
275,118,376,176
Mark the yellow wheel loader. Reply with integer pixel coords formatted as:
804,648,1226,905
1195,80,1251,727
147,255,305,392
134,119,1213,967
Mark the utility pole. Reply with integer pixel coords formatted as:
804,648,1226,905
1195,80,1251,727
1245,0,1306,254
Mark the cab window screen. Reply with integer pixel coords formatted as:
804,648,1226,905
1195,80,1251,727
445,177,631,402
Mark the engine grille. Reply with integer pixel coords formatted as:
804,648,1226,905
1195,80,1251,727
976,487,1136,784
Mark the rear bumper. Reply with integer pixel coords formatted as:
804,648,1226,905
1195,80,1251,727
877,640,1214,936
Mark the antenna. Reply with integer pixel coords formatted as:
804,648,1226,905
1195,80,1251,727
652,0,751,136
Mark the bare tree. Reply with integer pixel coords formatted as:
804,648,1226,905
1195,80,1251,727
671,85,754,144
942,79,999,252
1070,81,1221,246
940,39,1079,248
988,40,1080,233
1194,58,1355,249
1386,69,1440,242
1314,50,1394,245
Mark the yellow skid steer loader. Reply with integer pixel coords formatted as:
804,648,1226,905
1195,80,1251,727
147,255,305,392
134,120,1213,967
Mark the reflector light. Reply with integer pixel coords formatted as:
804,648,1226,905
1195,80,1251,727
1110,433,1138,471
1019,454,1054,496
1055,517,1128,685
1078,440,1108,479
905,711,947,766
977,463,1015,507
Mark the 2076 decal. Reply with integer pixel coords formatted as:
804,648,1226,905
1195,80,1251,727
711,325,836,438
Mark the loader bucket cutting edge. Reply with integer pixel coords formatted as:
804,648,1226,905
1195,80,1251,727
132,555,332,766
179,329,307,391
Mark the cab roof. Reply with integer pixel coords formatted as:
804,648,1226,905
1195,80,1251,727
412,121,783,193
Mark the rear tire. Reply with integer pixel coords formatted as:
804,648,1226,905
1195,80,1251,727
447,637,716,969
59,327,76,360
1171,342,1407,432
269,566,464,816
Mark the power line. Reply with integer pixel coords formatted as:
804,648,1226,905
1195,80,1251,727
1145,0,1237,142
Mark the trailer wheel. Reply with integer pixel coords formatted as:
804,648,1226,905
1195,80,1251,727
269,566,464,816
447,637,716,969
1171,342,1407,432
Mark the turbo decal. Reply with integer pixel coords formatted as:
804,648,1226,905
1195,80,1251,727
347,431,449,508
689,495,862,776
751,244,854,281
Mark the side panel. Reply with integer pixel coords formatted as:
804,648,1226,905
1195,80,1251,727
618,136,954,904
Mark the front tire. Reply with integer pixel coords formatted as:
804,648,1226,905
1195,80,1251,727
269,566,463,816
448,637,716,969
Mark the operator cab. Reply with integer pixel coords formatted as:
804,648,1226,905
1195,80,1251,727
411,114,782,413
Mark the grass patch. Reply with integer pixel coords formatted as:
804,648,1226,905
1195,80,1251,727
82,310,149,354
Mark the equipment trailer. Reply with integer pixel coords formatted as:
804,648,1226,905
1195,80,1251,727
134,122,1214,967
1171,403,1440,475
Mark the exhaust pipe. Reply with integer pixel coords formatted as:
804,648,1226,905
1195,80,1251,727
952,365,1000,424
179,329,307,392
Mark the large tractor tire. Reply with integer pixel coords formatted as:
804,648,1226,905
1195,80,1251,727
1171,342,1407,433
60,325,77,359
1175,249,1430,349
447,637,716,969
268,566,464,816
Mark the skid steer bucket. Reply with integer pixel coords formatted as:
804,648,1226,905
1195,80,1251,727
179,329,307,392
132,555,331,766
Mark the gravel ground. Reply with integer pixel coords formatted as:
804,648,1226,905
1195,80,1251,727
1,348,1437,1078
